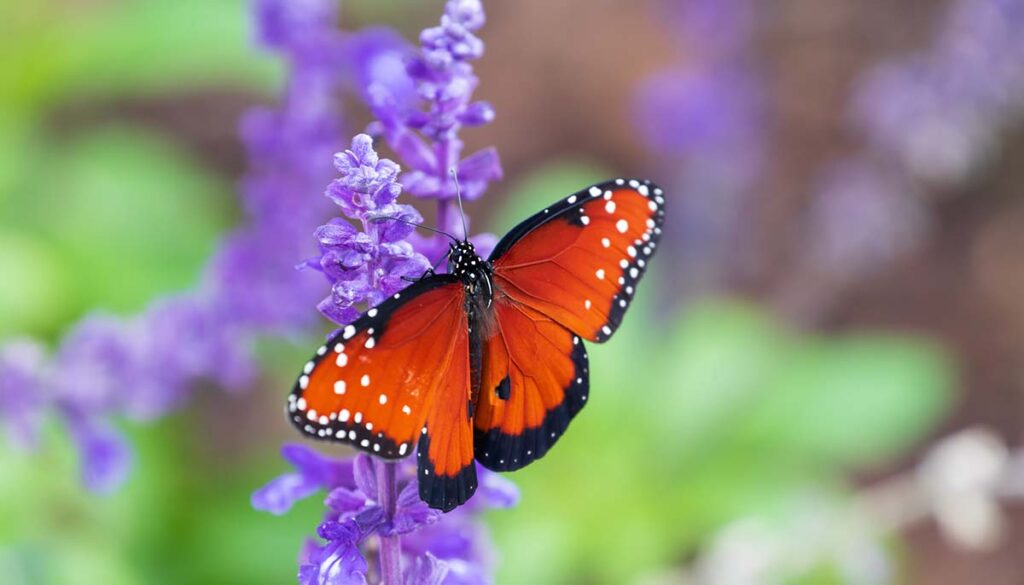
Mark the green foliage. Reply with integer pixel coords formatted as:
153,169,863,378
0,126,232,338
1,0,275,114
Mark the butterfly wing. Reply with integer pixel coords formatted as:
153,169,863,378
288,274,477,510
488,178,665,342
473,297,588,471
473,178,663,469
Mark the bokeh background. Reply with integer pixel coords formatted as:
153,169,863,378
2,0,1023,583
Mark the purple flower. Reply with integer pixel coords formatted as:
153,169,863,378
802,159,930,281
300,526,368,585
634,0,764,303
633,68,761,160
0,341,48,448
62,409,133,495
853,0,1024,184
367,0,501,206
310,134,432,326
256,454,518,585
252,444,357,515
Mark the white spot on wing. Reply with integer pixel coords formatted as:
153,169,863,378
336,353,348,367
379,394,388,405
601,237,610,248
343,325,356,339
568,195,577,204
361,374,370,387
595,269,605,280
334,380,346,394
589,186,601,197
616,219,629,233
605,200,616,214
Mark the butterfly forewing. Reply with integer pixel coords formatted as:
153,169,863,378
288,275,467,460
489,178,665,342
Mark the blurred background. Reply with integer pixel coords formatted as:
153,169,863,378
2,0,1023,583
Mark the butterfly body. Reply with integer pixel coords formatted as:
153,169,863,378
288,178,665,511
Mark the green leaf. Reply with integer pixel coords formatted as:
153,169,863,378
1,0,275,113
14,126,233,327
739,334,954,467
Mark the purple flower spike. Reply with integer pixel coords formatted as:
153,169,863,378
311,134,432,326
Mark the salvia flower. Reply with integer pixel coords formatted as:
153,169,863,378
255,446,517,585
311,134,432,325
367,0,501,219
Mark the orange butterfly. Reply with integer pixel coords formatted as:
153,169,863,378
288,179,665,511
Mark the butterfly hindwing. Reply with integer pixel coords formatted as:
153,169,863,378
473,297,589,471
417,295,478,512
288,275,468,463
489,178,665,342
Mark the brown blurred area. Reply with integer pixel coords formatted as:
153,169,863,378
55,1,1023,582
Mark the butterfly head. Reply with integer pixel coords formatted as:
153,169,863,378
448,240,492,301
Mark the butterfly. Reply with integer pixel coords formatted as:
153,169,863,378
287,178,665,511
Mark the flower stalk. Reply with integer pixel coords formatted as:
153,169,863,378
375,460,402,584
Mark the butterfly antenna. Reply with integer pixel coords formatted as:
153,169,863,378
450,168,470,241
369,215,458,242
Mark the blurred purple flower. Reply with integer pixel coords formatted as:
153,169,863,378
634,0,764,302
803,159,930,280
0,341,48,448
853,0,1024,184
634,68,762,161
794,0,1024,294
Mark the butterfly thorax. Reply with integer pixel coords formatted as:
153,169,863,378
448,240,493,306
